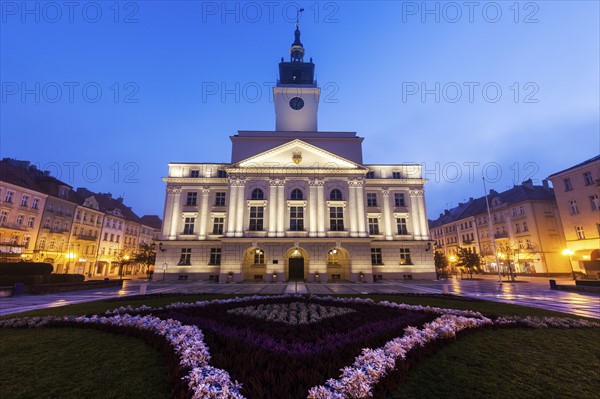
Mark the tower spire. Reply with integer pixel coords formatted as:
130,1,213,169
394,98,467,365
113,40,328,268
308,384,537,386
290,8,305,62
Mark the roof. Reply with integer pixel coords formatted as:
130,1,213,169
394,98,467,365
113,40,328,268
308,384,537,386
140,215,162,230
548,155,600,178
429,180,555,227
75,188,141,223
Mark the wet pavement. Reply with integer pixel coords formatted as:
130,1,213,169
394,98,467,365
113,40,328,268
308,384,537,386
1,275,598,319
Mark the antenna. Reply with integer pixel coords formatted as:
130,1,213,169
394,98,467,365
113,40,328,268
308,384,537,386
296,7,304,25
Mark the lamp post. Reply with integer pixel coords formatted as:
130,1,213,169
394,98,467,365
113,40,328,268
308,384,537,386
162,262,167,281
120,254,130,280
562,249,576,280
449,256,457,278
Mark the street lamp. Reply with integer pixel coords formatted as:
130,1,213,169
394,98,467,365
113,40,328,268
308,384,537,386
65,251,76,274
562,249,576,280
120,254,130,279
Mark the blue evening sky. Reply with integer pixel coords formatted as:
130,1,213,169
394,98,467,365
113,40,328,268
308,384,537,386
1,1,599,219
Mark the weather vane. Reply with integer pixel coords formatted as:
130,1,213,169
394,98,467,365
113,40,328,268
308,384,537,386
296,7,304,26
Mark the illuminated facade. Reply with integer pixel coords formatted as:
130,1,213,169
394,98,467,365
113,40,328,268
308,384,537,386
429,180,570,275
156,27,435,282
549,155,600,276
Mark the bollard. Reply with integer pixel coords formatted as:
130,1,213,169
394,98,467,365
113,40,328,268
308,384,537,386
443,285,449,294
139,283,147,295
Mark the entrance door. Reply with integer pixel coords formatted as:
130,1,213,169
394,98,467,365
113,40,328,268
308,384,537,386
288,257,304,280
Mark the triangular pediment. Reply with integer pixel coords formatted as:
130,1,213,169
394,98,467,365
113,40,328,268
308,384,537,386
235,139,363,170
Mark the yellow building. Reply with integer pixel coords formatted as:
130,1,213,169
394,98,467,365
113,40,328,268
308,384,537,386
0,160,48,262
430,180,570,276
549,155,600,278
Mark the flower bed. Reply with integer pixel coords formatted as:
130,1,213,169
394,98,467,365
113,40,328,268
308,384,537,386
1,294,598,399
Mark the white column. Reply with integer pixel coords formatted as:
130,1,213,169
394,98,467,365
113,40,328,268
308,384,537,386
198,187,210,239
348,180,358,237
276,179,285,237
225,179,237,237
382,189,393,240
355,180,367,236
268,180,278,237
309,179,317,237
162,187,175,239
168,187,182,239
417,192,429,239
235,180,246,237
410,190,422,240
316,179,325,236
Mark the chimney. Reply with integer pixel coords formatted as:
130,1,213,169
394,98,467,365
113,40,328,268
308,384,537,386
522,179,534,189
542,179,549,189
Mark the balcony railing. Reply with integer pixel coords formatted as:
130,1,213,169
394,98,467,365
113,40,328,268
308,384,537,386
77,234,97,241
494,232,509,239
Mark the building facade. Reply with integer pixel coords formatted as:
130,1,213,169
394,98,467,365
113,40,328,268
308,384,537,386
429,180,570,275
548,155,600,277
156,27,435,282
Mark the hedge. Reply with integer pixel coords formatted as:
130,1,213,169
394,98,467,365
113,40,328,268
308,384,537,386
0,274,84,286
0,262,53,276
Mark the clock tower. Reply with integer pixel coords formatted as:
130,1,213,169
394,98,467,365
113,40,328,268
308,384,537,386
274,24,320,132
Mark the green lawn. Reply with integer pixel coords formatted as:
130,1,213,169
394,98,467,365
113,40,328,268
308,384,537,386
0,294,598,399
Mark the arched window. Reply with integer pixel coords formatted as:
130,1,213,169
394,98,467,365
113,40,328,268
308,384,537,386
251,188,264,199
330,189,342,200
290,189,303,200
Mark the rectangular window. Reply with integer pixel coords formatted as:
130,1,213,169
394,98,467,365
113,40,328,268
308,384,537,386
183,217,195,234
569,201,579,214
512,208,517,217
110,233,114,242
400,248,412,265
583,171,594,186
371,248,382,265
329,207,344,231
15,215,24,225
27,216,35,228
104,232,108,241
519,205,525,215
289,207,304,231
215,192,226,206
368,217,380,235
32,198,39,209
394,193,405,207
396,218,408,235
523,221,529,232
590,195,600,211
575,226,585,240
564,178,573,191
190,169,200,178
366,171,375,179
5,191,14,203
217,170,227,178
209,248,221,265
367,193,378,207
515,223,521,233
0,211,9,224
116,235,120,243
20,195,29,207
212,217,224,235
392,172,402,179
186,192,198,206
179,248,192,265
249,206,264,231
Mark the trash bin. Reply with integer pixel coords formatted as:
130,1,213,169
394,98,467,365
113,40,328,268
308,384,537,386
139,283,147,295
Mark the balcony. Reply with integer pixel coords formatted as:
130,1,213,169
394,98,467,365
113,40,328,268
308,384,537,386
0,222,27,231
77,234,97,241
463,239,473,245
494,232,509,239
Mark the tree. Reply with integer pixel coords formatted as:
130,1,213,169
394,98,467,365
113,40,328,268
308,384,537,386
456,247,481,279
434,251,449,279
133,242,156,279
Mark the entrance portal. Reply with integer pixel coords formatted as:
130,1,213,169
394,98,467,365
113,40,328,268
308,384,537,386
288,257,304,280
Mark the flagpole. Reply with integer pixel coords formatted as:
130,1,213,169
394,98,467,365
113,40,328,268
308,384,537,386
483,177,502,284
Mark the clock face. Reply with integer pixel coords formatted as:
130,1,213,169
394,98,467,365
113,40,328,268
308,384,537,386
289,97,304,110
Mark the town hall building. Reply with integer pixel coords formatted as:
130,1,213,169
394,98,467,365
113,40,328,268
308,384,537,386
155,26,435,282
